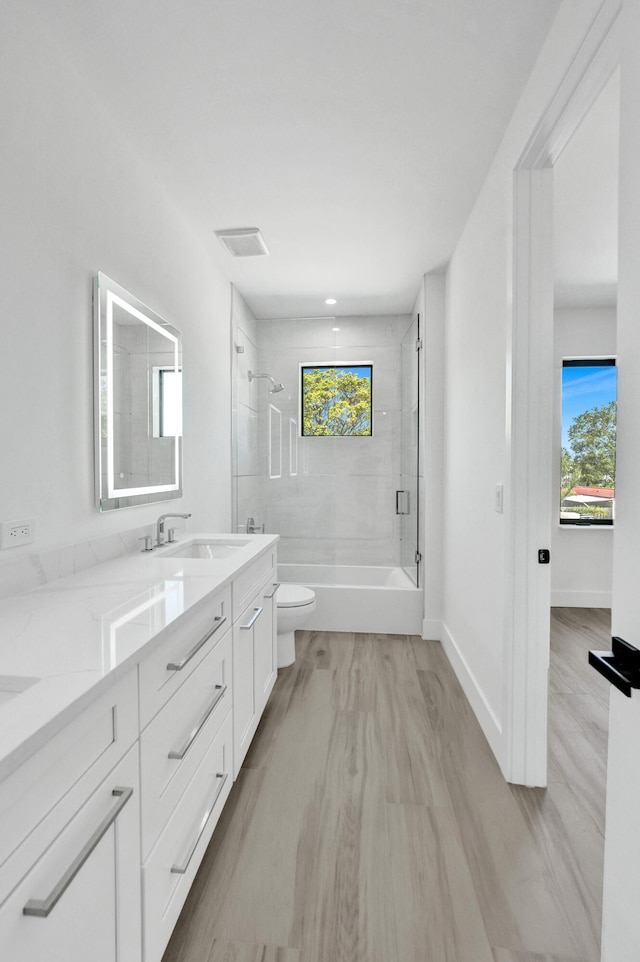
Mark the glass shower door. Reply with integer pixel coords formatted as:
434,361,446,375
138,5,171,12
399,313,420,586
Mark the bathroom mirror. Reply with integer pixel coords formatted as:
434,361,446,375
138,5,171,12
94,272,183,511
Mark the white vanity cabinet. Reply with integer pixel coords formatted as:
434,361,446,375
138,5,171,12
0,674,141,962
141,712,232,962
232,548,279,777
0,533,279,962
255,577,279,713
138,585,231,729
138,585,234,962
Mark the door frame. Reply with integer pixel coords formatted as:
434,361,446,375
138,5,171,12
503,0,621,785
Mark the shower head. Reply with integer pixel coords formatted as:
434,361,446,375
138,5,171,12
248,371,285,394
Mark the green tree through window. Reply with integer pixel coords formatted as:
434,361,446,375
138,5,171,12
301,365,372,436
566,400,616,487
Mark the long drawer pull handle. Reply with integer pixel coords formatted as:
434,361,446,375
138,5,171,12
23,786,133,918
263,582,280,599
168,685,228,760
240,606,263,630
170,773,229,875
167,616,227,671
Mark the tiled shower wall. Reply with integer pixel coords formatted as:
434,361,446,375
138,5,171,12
248,313,413,566
232,289,264,534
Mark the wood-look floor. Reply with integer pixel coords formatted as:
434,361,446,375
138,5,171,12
162,608,609,962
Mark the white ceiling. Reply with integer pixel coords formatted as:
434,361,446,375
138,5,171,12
29,0,564,318
553,69,620,309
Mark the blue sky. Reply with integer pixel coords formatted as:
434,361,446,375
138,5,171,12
302,365,371,380
562,364,617,450
343,366,371,379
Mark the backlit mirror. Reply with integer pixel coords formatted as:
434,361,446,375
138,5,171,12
94,272,183,511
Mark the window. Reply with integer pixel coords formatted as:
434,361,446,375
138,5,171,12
561,358,616,524
152,366,183,438
301,364,373,436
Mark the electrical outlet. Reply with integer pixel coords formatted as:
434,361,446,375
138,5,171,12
0,518,35,549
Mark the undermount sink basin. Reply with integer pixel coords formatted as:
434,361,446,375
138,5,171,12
0,674,40,709
164,539,250,560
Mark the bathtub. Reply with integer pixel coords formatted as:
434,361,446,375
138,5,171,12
277,563,423,635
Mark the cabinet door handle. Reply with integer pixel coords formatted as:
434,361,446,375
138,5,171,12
167,616,227,671
239,606,263,630
170,772,229,875
263,582,280,599
168,684,228,760
23,786,133,918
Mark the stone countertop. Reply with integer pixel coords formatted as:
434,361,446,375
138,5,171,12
0,533,278,780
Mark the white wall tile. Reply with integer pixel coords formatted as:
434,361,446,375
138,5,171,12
236,402,260,476
236,475,266,533
233,308,414,565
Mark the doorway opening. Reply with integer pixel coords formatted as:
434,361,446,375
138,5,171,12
504,2,621,788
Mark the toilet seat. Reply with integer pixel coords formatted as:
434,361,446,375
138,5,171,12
276,583,315,608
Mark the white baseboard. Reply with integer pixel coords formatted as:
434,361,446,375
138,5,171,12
421,618,442,642
439,621,503,766
551,589,612,608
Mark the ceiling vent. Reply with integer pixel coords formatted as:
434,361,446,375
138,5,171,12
214,227,269,257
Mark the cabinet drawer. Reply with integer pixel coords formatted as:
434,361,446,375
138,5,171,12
232,550,276,620
140,629,232,860
142,709,233,962
139,585,231,728
0,671,138,901
0,744,141,962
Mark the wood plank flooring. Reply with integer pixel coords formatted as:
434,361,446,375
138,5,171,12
162,609,609,962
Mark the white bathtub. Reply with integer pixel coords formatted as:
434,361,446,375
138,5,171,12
277,563,423,635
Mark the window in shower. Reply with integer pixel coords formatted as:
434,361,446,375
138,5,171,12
300,364,373,436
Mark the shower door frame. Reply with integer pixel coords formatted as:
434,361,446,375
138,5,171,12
399,312,421,588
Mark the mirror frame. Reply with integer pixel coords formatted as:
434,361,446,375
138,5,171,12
94,272,183,511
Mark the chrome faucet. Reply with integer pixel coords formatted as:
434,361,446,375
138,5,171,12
246,517,264,534
156,512,191,546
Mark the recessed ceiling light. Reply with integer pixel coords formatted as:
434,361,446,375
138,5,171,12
332,326,340,332
325,297,337,305
214,227,269,256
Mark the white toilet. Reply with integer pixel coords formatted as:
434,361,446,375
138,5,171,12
276,583,316,668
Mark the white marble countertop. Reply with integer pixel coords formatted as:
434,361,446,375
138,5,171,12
0,533,278,780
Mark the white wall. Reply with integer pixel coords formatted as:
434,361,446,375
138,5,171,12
0,2,232,592
551,306,616,607
441,0,606,765
601,2,640,957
